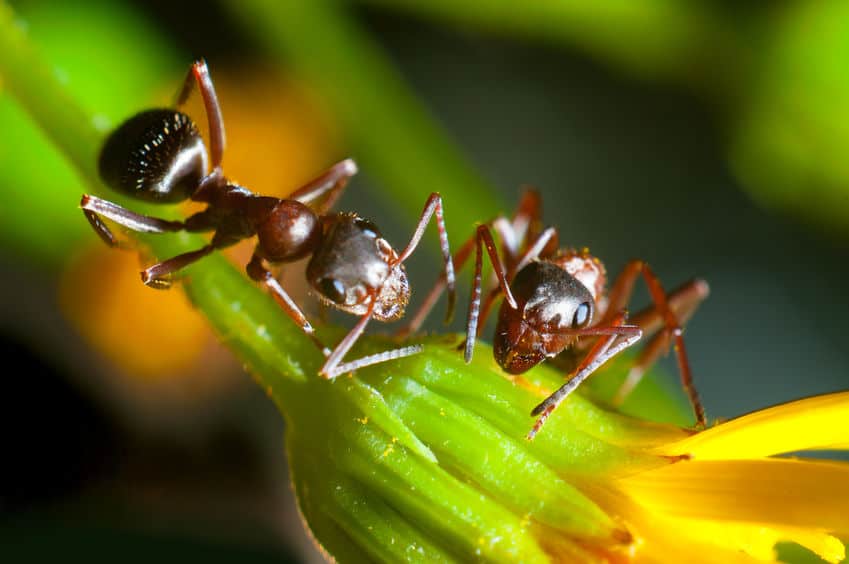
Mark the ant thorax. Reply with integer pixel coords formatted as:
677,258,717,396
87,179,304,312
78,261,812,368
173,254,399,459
306,213,410,321
549,248,607,309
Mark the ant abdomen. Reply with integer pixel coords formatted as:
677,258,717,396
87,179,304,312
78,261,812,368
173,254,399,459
99,109,208,203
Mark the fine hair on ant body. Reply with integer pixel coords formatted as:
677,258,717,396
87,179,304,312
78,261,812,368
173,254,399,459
403,189,708,439
80,59,456,379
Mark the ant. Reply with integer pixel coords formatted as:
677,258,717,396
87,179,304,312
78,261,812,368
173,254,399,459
403,189,708,439
80,59,456,379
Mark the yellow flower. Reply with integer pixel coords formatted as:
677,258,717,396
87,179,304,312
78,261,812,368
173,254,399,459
614,392,849,562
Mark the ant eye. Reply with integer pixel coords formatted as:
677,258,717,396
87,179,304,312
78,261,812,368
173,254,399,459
318,277,346,303
572,302,591,328
354,218,381,238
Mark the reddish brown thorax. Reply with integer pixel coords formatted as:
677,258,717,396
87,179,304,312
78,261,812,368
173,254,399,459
550,247,607,306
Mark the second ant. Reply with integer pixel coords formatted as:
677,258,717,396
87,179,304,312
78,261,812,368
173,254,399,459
404,189,708,439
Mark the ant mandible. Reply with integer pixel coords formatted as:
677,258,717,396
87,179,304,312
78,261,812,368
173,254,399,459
80,59,456,379
403,189,708,439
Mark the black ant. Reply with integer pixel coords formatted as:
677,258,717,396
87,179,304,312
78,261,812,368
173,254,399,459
80,59,456,379
403,189,708,439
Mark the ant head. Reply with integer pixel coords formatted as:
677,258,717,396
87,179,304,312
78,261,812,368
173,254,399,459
306,214,410,321
493,261,594,374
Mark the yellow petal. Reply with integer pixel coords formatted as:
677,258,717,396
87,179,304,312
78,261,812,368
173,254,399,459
635,515,843,563
586,484,774,563
617,459,849,537
654,392,849,459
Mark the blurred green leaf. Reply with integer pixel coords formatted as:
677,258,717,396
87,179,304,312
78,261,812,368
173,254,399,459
730,0,849,234
228,0,503,230
353,0,740,89
0,0,180,266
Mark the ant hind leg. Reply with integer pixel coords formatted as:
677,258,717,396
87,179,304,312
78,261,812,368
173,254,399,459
80,194,186,248
174,59,225,172
605,262,708,426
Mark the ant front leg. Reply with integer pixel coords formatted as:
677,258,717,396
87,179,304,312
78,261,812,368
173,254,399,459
399,190,551,339
397,229,477,338
393,193,457,323
527,313,642,440
246,251,331,356
174,59,225,172
604,261,708,427
319,298,423,379
474,225,559,338
463,225,519,363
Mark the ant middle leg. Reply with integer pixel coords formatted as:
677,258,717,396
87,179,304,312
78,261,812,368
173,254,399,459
141,245,216,289
246,251,330,356
604,261,708,426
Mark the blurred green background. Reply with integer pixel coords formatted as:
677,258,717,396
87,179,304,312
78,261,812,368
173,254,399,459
2,0,848,562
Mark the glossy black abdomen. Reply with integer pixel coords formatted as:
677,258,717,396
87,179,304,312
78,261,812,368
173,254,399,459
98,109,208,203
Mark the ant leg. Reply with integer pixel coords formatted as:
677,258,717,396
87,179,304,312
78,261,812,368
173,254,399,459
174,59,225,172
323,344,424,379
628,279,710,337
527,314,641,440
83,209,124,248
392,193,457,323
141,245,216,289
290,158,359,214
319,299,422,379
397,228,477,338
475,226,559,337
399,190,550,339
246,252,331,356
463,225,519,363
612,279,709,407
604,261,707,427
80,194,186,246
510,187,547,255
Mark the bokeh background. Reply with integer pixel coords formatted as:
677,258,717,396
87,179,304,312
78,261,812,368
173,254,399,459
2,1,849,562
